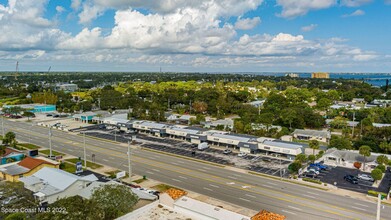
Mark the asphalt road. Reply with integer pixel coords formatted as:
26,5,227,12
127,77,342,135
2,119,390,220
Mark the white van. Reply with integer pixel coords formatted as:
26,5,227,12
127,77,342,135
197,142,209,151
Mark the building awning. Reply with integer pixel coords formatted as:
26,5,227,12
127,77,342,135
34,192,46,198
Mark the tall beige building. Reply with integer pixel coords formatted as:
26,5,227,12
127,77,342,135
311,72,330,79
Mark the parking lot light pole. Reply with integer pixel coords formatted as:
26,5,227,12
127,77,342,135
83,132,87,169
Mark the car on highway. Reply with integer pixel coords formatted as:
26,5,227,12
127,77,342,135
238,152,247,157
344,175,358,184
357,174,374,182
223,149,232,154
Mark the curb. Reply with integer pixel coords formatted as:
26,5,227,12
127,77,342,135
248,171,329,191
142,147,225,168
78,133,120,144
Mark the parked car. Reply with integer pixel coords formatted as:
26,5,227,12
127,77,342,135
238,152,247,157
308,165,321,172
307,168,320,175
310,163,328,170
344,175,358,184
46,114,53,117
358,174,374,182
305,171,318,178
197,142,209,151
223,149,232,154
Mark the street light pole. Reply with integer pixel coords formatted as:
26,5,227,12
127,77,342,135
83,132,87,169
376,193,381,220
128,141,132,180
1,116,5,137
49,126,52,158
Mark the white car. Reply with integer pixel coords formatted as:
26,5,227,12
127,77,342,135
307,168,320,175
238,152,247,157
358,174,374,182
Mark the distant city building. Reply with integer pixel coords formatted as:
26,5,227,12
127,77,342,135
311,72,330,79
56,83,78,92
285,73,299,78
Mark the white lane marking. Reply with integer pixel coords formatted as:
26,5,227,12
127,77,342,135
354,203,369,208
68,149,74,152
171,162,179,165
232,173,242,177
146,171,154,175
351,206,366,211
177,161,185,164
282,210,297,215
303,194,316,199
306,191,319,196
203,187,213,191
239,198,251,202
154,155,161,158
245,194,256,198
152,169,160,172
202,166,211,170
209,184,220,188
178,176,188,180
288,206,302,211
228,176,237,180
198,169,207,172
242,185,251,189
148,157,155,160
103,159,109,162
262,184,274,189
226,182,235,185
266,182,275,185
172,179,182,183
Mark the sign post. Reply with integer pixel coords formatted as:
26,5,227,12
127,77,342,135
75,161,83,174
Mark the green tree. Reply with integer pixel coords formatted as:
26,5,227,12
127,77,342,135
295,153,307,164
5,212,27,220
91,184,139,220
308,155,316,163
22,111,35,120
359,145,372,171
371,168,383,183
3,131,17,147
288,161,302,174
376,155,389,166
309,140,320,155
329,135,352,150
379,142,391,154
316,98,332,110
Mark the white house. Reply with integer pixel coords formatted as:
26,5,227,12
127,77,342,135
19,167,98,204
292,129,331,143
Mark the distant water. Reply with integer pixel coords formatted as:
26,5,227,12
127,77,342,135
239,72,391,87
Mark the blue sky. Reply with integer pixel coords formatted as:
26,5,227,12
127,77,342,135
0,0,390,72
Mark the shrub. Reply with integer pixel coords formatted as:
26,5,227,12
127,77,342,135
368,190,387,198
354,162,362,169
376,164,386,173
371,168,383,182
302,178,322,184
288,161,302,174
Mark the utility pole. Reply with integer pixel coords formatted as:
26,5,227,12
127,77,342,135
376,193,381,220
128,141,132,180
114,130,117,142
49,126,52,158
83,132,87,169
352,111,356,137
1,116,4,138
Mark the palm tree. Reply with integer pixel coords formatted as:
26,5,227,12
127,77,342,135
359,145,372,171
309,140,320,155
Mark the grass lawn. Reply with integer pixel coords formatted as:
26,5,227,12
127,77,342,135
40,149,65,156
133,178,147,184
61,162,77,174
18,143,41,150
152,184,180,192
66,158,103,169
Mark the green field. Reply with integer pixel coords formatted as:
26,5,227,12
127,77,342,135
66,158,103,169
17,143,41,150
40,149,65,156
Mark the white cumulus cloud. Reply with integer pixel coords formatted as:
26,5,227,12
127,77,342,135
342,9,365,17
340,0,373,7
234,17,261,30
276,0,336,18
301,24,318,32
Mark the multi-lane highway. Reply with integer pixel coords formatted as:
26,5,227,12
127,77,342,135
2,119,390,220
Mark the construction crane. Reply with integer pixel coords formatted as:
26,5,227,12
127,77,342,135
15,61,19,80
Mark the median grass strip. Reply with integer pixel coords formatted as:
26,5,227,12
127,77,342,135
302,177,322,185
40,149,65,156
17,143,41,150
65,158,103,169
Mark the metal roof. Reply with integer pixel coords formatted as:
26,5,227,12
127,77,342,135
209,132,254,142
0,164,29,175
292,129,330,138
263,140,303,150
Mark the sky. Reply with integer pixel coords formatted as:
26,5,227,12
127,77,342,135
0,0,391,73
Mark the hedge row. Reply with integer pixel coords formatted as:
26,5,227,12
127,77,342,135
302,178,322,185
368,190,388,198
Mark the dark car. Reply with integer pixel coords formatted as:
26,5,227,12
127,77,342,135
223,149,232,154
344,175,358,184
46,114,53,117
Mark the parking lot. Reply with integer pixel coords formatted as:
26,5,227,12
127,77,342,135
305,166,391,193
73,125,292,178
